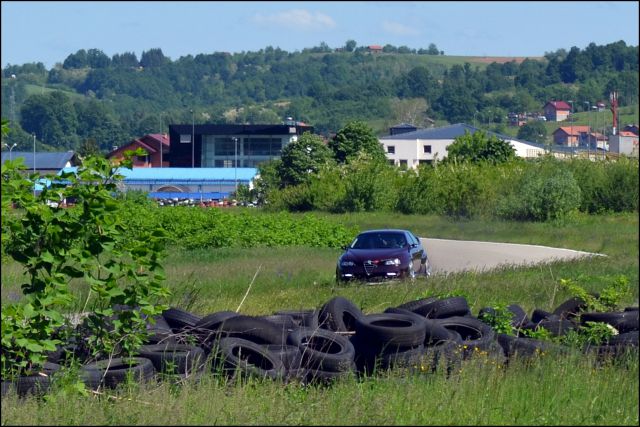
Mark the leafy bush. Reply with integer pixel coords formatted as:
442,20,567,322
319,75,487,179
497,158,582,221
1,154,170,379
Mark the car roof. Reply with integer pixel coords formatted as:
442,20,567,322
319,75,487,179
357,229,411,235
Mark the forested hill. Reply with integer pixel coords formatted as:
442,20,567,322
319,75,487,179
1,41,638,153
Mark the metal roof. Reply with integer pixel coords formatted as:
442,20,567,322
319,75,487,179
380,123,546,149
2,151,76,169
60,167,258,184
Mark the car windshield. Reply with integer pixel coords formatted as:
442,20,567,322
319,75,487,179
351,233,407,249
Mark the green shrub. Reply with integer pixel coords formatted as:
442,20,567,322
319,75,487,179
497,158,582,221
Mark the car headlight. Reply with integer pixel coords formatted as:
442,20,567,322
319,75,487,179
383,258,401,266
340,260,355,267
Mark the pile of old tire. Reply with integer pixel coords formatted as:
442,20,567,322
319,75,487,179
482,297,639,361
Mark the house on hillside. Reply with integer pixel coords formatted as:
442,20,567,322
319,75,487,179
367,45,383,53
107,134,170,167
543,101,572,122
552,126,591,147
1,150,78,175
379,123,547,169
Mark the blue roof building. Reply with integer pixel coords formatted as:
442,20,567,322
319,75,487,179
60,167,259,200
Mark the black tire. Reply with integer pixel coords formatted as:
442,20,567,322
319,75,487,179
530,308,552,324
423,297,471,319
580,311,639,333
318,296,363,332
287,327,355,372
1,362,61,397
435,316,495,357
424,319,458,346
355,313,427,348
383,307,426,321
263,344,302,370
498,335,568,358
396,297,439,316
194,311,242,347
259,314,298,331
552,294,598,319
379,345,425,370
162,307,202,330
507,304,529,328
273,309,320,329
215,337,284,380
216,315,289,345
81,357,156,390
137,343,206,375
536,317,577,337
607,331,639,346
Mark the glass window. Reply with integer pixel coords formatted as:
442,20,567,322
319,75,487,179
180,134,191,143
387,145,395,154
423,145,432,153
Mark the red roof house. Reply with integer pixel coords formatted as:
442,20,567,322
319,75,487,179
552,126,591,146
544,101,572,122
107,134,170,167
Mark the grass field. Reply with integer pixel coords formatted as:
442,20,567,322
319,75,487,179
1,211,638,425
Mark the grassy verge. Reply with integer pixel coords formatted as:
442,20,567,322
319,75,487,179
1,212,638,425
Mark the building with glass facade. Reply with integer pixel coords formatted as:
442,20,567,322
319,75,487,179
168,123,314,168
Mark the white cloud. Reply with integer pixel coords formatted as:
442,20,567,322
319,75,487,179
251,9,336,31
382,20,420,37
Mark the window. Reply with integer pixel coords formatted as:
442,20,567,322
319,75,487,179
399,159,407,167
423,145,432,154
387,159,396,166
180,134,192,143
419,159,433,166
387,145,395,154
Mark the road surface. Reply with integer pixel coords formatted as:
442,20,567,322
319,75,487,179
420,238,603,274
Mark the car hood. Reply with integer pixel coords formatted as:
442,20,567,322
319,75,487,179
341,248,409,263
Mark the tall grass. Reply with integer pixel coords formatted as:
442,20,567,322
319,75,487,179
2,353,637,425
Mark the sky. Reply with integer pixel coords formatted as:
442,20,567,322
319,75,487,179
2,1,639,69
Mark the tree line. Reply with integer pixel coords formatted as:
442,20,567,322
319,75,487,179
1,40,637,153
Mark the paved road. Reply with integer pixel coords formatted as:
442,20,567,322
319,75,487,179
420,237,604,274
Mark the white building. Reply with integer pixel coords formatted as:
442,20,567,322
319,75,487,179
379,123,547,168
608,131,639,157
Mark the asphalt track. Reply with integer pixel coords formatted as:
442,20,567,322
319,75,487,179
420,237,604,275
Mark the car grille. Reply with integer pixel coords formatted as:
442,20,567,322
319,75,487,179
363,260,377,275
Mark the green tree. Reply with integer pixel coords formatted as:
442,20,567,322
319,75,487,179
445,130,516,164
19,92,79,149
328,121,386,164
140,48,170,68
344,40,357,52
278,132,334,186
517,121,548,144
427,43,440,55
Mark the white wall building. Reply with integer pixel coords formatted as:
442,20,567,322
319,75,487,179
379,123,547,168
608,131,639,157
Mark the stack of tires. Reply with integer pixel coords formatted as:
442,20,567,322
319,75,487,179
3,296,638,397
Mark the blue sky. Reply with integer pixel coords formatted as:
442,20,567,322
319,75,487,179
2,1,638,69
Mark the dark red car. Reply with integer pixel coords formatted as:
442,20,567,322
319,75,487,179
336,229,431,283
